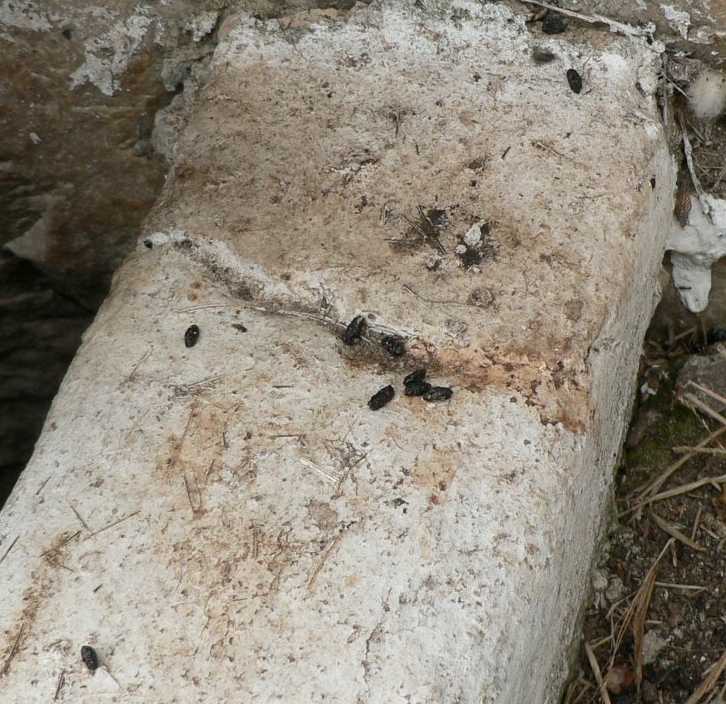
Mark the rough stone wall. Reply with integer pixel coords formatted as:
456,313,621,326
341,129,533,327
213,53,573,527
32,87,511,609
0,0,223,504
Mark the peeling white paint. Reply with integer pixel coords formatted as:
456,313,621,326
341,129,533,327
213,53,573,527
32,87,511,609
69,9,152,96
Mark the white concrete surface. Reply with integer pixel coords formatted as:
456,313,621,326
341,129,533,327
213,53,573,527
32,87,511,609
0,2,675,702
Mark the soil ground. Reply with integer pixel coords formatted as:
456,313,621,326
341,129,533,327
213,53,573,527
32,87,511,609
565,266,726,703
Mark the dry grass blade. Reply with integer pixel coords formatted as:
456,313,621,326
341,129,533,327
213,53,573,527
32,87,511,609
517,0,657,42
0,622,24,678
633,473,726,509
684,647,726,704
584,641,613,704
606,539,673,687
687,381,726,409
680,391,726,427
631,425,726,502
672,446,726,455
633,559,658,686
650,510,705,551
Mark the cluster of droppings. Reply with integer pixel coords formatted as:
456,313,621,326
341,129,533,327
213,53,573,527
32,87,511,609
404,368,453,402
338,315,455,410
369,368,453,410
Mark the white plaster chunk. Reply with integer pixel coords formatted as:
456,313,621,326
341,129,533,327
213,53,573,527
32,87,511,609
667,194,726,312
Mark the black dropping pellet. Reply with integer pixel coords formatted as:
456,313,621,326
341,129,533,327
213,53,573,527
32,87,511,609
422,386,453,402
342,315,366,345
368,385,395,410
143,239,153,249
184,324,200,348
403,368,427,386
404,381,432,397
81,645,98,672
542,14,566,34
381,335,405,356
566,69,582,94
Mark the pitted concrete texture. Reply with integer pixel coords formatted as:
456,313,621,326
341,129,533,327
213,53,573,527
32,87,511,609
0,2,675,703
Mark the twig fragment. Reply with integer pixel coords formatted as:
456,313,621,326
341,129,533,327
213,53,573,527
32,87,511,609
650,510,705,551
631,424,726,500
633,559,658,686
90,510,140,537
0,535,18,566
672,446,726,455
684,646,726,704
518,0,659,47
0,622,24,679
40,531,81,558
402,284,470,308
679,392,726,427
54,670,65,700
183,472,203,514
399,213,446,255
636,473,726,508
307,534,342,589
584,641,613,704
69,504,90,532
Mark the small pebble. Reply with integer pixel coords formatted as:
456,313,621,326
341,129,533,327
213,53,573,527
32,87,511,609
404,381,432,397
422,386,453,402
381,335,405,356
368,385,395,410
403,369,427,386
342,315,367,345
81,645,98,672
566,68,582,94
184,324,200,348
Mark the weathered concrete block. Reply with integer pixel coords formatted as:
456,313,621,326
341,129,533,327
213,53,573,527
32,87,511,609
0,3,674,702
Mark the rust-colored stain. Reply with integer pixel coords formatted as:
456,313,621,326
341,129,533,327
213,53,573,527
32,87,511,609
434,345,589,433
161,401,228,516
